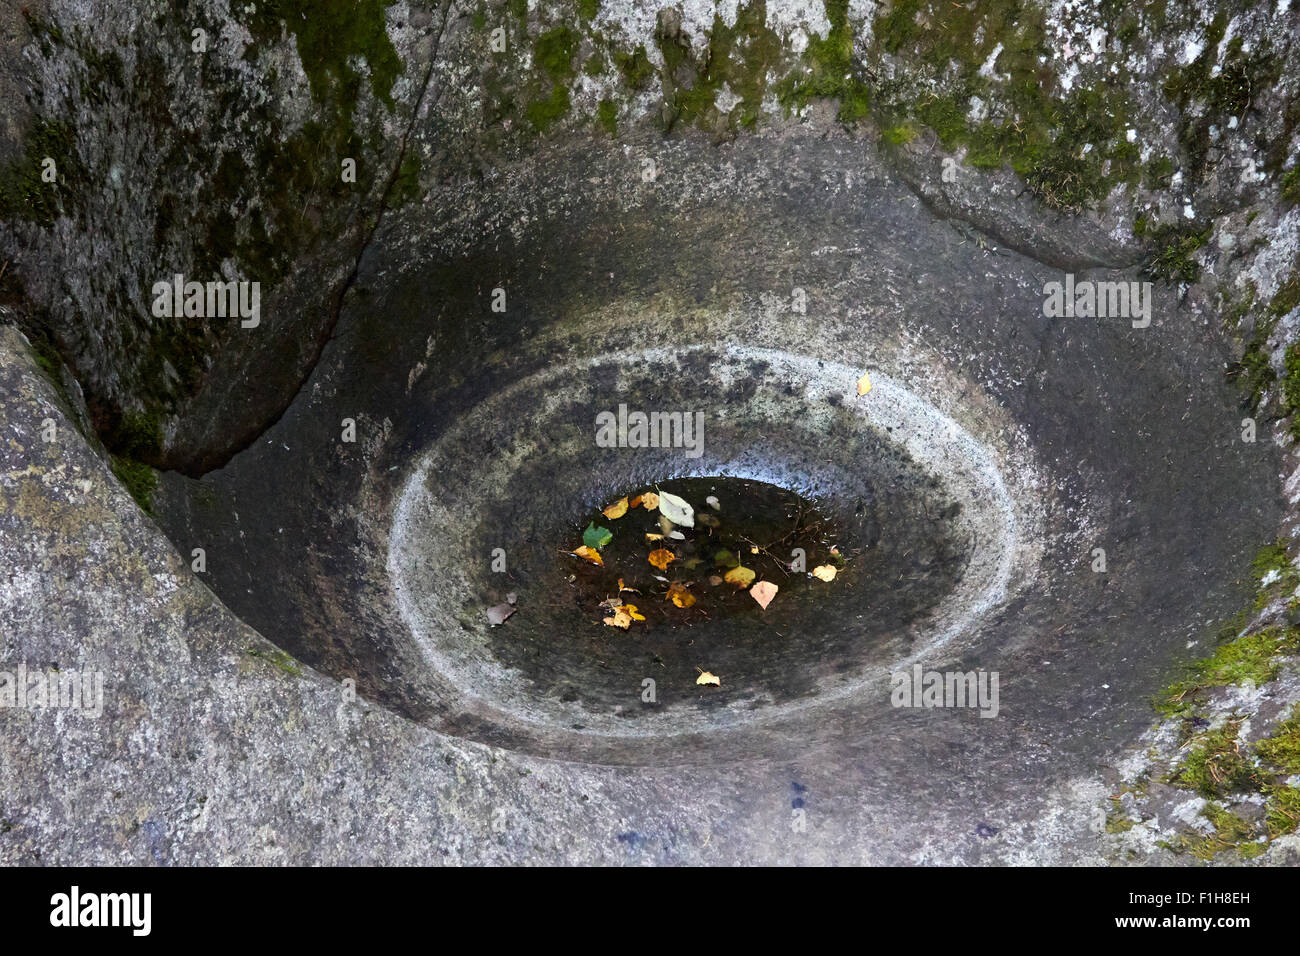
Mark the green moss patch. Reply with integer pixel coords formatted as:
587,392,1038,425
243,0,403,113
109,456,158,516
1156,625,1297,718
778,0,869,123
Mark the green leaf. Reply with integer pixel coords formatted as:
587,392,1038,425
584,521,613,550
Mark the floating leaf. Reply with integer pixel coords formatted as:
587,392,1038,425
486,603,516,626
724,565,756,588
714,549,739,569
639,492,660,510
645,533,664,542
583,522,613,550
667,582,696,608
707,575,723,586
857,371,872,395
602,497,629,520
658,491,695,527
603,606,633,629
749,580,778,609
812,564,838,581
696,671,720,687
506,592,517,605
696,513,720,528
706,495,721,510
648,548,676,571
659,515,675,535
683,557,705,570
574,545,604,566
624,603,646,621
668,530,686,540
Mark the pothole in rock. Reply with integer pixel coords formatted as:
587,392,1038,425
386,344,1025,747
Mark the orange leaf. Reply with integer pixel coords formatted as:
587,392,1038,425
648,548,676,571
574,545,604,566
602,497,629,519
667,582,696,608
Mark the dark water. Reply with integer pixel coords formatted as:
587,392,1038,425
567,476,847,628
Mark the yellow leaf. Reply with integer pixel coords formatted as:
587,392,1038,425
602,497,629,519
857,371,872,395
574,545,604,566
648,548,676,571
812,564,837,581
603,607,632,629
724,565,756,588
644,533,664,542
624,603,646,621
667,582,696,608
639,492,659,510
750,580,778,609
696,671,720,687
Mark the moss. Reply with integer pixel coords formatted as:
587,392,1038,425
1282,166,1300,205
388,151,422,207
777,0,870,124
1250,539,1300,606
871,0,1137,210
246,646,303,677
1162,14,1279,181
1139,223,1209,284
1179,802,1257,859
243,0,403,113
534,26,579,81
577,0,602,21
1264,785,1300,838
1271,265,1300,321
525,84,572,132
596,98,618,136
881,122,919,146
1168,719,1258,798
1144,156,1175,190
109,456,158,516
584,51,607,77
1255,705,1300,773
653,2,784,131
1155,625,1298,718
0,120,86,225
613,45,655,91
1105,797,1137,833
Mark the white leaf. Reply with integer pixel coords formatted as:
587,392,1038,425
658,491,695,527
